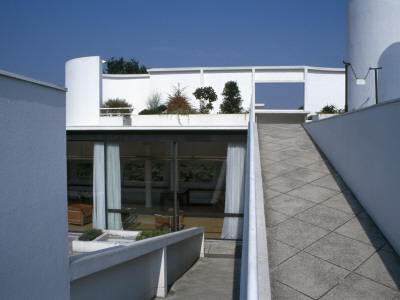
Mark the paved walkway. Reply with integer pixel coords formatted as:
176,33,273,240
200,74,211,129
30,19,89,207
163,240,241,300
258,123,400,299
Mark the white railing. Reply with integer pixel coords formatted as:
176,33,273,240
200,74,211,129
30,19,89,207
99,107,133,116
240,94,271,300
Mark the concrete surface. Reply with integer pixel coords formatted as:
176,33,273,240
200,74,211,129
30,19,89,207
258,123,400,299
161,240,241,300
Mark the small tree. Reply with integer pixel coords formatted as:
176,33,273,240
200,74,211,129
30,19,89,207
166,84,195,114
102,98,133,116
193,86,218,114
219,81,243,114
105,57,147,74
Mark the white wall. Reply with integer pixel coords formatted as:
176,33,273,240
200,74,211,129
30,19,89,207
303,99,400,255
0,71,69,299
204,70,253,112
307,70,345,113
346,0,400,110
66,56,102,126
102,75,150,113
65,58,345,126
149,71,202,110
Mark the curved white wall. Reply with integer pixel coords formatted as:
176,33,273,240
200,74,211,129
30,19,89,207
66,56,102,126
346,0,400,110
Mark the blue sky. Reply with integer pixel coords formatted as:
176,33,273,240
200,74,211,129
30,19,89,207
0,0,348,107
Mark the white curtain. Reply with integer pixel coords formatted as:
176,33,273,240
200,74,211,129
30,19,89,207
93,143,106,229
221,142,246,239
107,143,123,230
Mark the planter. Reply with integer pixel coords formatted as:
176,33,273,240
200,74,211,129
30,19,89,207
131,113,249,127
72,230,141,253
312,113,338,121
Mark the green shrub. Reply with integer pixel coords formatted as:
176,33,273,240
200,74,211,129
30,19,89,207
193,86,218,114
78,229,103,241
319,104,344,114
139,105,167,115
102,98,133,115
135,229,170,241
219,81,243,114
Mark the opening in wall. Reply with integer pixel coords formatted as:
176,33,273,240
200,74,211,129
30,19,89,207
255,83,304,110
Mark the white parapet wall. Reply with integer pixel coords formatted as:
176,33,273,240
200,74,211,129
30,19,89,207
303,99,400,255
66,58,345,127
70,227,204,300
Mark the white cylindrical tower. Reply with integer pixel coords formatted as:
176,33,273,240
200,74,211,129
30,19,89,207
65,56,103,126
346,0,400,111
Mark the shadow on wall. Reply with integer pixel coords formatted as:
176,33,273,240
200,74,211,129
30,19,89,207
378,42,400,103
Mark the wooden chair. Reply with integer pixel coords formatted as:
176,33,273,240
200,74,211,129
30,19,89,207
68,204,92,226
154,209,184,231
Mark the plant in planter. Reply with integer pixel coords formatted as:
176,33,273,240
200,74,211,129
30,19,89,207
135,229,170,241
166,84,196,114
193,86,218,114
78,229,103,241
219,81,243,114
319,104,344,114
139,91,167,115
101,98,133,116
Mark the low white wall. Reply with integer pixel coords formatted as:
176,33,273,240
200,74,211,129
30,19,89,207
303,99,400,255
70,227,204,299
132,113,249,127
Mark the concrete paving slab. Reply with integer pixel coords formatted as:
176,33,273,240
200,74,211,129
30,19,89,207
269,218,329,250
265,209,291,229
321,273,400,300
304,160,335,174
334,214,387,249
284,167,327,183
272,252,349,299
266,176,306,193
267,194,315,217
281,156,317,168
312,173,349,192
287,183,339,203
322,192,364,215
267,238,299,269
355,250,400,290
304,232,376,271
295,204,353,231
261,160,300,176
263,150,296,162
263,188,283,200
270,281,313,300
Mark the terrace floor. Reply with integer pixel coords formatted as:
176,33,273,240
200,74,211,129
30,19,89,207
258,123,400,299
163,240,241,299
